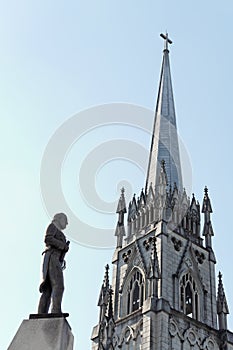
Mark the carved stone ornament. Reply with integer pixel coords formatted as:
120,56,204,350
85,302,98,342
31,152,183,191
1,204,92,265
169,320,178,337
195,249,206,264
188,330,196,344
184,328,199,346
122,249,132,263
143,236,154,250
185,258,192,268
171,236,182,251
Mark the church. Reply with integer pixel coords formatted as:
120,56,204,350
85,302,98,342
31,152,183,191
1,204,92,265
91,34,233,350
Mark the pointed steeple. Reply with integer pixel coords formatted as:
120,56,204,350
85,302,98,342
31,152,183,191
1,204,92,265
202,186,214,249
98,265,110,317
217,272,229,330
202,186,213,215
115,188,127,248
146,33,183,194
97,265,115,350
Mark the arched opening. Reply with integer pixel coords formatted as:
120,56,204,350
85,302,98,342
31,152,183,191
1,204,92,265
132,281,140,311
180,272,199,320
125,269,144,315
185,282,193,316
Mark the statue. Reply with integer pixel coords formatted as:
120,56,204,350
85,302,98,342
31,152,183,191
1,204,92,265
38,213,70,314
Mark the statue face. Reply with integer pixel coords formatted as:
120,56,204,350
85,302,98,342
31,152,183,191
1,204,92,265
59,215,68,230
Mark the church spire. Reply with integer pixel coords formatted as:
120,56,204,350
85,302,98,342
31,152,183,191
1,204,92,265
145,33,183,194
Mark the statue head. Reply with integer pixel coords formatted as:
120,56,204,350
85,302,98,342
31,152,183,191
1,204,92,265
52,213,68,230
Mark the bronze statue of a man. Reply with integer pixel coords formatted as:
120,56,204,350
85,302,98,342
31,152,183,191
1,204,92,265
38,213,70,314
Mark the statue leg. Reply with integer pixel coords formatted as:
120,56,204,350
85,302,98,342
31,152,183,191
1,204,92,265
38,281,52,314
49,255,64,313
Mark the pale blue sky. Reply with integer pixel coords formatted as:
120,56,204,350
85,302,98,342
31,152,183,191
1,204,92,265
1,1,233,349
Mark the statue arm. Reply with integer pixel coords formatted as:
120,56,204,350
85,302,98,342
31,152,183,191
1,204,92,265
44,224,67,250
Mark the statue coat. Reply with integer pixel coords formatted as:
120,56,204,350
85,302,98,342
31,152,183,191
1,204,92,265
39,223,68,292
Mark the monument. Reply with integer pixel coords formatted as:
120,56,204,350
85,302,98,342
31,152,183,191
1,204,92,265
8,213,74,350
38,212,70,315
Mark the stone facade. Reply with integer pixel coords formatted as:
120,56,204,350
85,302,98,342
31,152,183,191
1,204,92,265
91,37,233,350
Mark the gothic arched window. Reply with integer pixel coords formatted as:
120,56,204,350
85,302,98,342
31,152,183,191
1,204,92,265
126,270,144,315
180,272,199,320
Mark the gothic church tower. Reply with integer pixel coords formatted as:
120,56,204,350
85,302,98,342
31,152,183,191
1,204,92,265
91,34,233,350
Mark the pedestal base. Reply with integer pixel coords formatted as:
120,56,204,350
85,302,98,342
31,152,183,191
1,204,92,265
7,316,74,350
29,312,69,319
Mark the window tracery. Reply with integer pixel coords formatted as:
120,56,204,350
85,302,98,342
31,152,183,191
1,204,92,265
120,325,142,350
125,269,144,315
180,272,199,320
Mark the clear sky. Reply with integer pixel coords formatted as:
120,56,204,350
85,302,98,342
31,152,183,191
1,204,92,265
1,1,233,349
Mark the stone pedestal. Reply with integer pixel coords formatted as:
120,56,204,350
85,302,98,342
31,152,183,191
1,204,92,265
8,315,74,350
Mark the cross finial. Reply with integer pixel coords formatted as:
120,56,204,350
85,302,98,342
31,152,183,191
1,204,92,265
160,32,172,51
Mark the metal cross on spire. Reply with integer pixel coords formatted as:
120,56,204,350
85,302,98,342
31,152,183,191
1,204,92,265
160,32,172,51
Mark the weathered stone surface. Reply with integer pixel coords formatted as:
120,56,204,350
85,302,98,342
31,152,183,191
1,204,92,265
8,317,73,350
